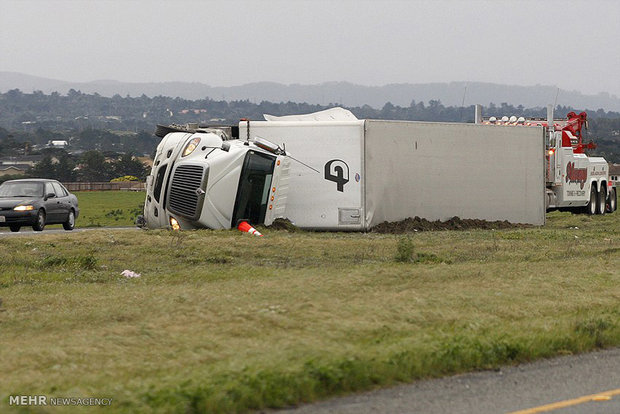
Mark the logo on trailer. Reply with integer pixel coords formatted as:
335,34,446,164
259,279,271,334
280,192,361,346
566,162,587,189
324,159,349,192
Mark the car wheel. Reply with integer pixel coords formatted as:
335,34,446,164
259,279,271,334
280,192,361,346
32,209,46,231
63,210,75,231
9,225,20,232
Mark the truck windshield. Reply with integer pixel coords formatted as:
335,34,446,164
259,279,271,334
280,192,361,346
153,165,167,203
232,151,276,226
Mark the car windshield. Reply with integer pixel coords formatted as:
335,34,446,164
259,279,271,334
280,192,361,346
0,182,45,197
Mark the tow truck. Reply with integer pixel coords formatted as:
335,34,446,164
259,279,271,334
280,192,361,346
480,105,617,215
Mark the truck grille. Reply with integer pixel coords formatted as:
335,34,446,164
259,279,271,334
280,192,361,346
168,164,206,220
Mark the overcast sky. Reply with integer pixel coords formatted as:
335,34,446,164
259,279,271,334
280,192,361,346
1,0,619,96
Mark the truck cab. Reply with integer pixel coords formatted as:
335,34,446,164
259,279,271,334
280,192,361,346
142,125,290,230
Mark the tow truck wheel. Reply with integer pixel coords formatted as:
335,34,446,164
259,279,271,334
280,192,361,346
597,186,607,215
607,187,617,213
586,186,597,215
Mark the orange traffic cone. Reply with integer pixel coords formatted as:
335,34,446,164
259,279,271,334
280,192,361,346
237,221,263,237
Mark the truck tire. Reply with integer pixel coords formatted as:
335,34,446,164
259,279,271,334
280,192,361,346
607,187,617,213
597,186,607,215
586,185,597,215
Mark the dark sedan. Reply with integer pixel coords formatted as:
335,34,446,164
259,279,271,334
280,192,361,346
0,179,79,232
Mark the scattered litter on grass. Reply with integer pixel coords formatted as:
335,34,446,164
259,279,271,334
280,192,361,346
372,216,529,233
121,269,141,278
259,304,287,314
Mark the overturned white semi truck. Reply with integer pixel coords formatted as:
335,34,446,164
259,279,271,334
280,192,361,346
140,106,615,231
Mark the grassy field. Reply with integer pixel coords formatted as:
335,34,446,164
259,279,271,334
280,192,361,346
73,191,145,228
20,191,144,230
0,209,618,413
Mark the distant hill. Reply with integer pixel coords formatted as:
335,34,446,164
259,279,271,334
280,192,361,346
2,71,620,112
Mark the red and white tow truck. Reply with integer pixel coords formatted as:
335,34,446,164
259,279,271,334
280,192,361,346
480,106,617,215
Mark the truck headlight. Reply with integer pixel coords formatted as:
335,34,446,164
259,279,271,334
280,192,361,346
14,205,34,211
182,137,201,157
169,216,181,231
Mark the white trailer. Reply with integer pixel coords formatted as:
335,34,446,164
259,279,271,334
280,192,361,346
239,109,546,229
142,107,552,231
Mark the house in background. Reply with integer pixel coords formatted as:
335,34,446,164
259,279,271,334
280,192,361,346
0,156,38,177
0,155,60,177
48,140,69,149
0,164,30,177
610,164,620,185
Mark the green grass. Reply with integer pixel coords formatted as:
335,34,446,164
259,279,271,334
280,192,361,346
0,210,618,413
74,191,145,227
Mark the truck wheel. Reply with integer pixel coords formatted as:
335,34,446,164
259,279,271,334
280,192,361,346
597,186,607,215
9,225,20,232
607,187,617,213
586,186,597,215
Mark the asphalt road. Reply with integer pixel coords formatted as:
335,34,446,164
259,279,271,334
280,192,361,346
0,226,138,236
279,348,620,414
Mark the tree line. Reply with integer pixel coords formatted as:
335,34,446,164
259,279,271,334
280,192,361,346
0,148,148,184
0,89,619,163
3,88,620,126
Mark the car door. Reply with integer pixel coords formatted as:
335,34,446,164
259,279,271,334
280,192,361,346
43,182,62,223
52,182,71,223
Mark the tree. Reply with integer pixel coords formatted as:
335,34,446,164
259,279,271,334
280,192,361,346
27,152,77,182
79,151,113,181
112,153,147,179
54,154,77,182
28,156,56,179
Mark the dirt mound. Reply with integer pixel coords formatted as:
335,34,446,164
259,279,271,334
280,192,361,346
371,216,528,234
265,218,300,232
264,216,527,233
